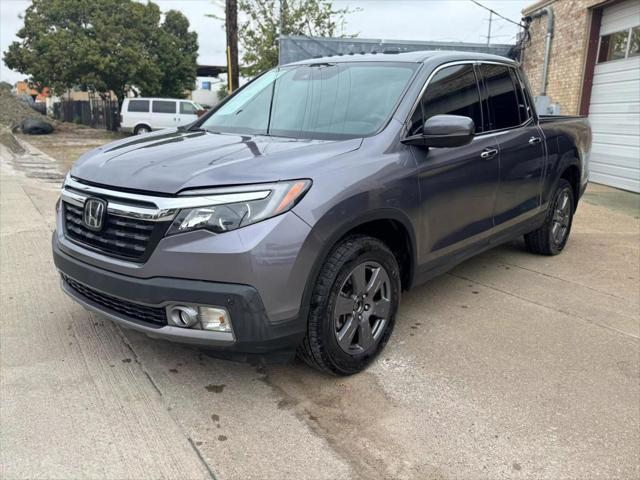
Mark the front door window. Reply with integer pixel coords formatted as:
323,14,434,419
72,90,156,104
409,64,483,135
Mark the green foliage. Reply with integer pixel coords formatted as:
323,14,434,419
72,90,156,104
217,82,229,101
3,0,199,102
237,0,357,77
150,10,199,98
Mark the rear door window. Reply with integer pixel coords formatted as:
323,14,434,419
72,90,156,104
127,100,149,112
479,64,521,131
509,68,531,124
152,100,177,114
409,64,483,136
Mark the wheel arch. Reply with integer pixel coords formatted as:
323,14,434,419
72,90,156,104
544,137,582,209
134,123,152,134
555,148,581,209
339,216,415,292
298,208,417,326
560,161,580,209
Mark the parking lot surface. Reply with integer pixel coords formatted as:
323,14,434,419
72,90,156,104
1,133,638,480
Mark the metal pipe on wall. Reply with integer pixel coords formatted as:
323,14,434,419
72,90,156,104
527,6,555,96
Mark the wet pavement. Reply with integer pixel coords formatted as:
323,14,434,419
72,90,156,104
1,129,639,479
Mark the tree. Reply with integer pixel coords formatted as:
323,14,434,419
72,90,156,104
217,82,230,101
3,0,198,102
237,0,356,77
150,10,199,98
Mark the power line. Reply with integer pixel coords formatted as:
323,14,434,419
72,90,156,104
469,0,525,29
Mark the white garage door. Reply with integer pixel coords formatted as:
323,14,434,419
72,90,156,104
588,0,640,193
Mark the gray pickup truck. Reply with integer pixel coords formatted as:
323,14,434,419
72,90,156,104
53,51,591,375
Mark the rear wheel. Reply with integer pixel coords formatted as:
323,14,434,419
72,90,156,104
524,179,574,255
134,124,151,135
298,235,400,375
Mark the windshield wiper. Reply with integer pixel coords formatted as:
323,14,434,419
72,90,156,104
184,125,207,133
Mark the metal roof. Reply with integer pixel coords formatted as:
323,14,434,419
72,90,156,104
286,50,518,66
279,35,516,65
196,65,227,78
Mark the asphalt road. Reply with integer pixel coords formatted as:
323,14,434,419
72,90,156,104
1,133,638,480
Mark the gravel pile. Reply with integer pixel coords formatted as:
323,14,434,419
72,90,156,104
0,89,52,130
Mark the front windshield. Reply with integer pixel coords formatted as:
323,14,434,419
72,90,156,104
200,62,418,140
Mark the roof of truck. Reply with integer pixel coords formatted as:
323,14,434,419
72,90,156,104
287,50,518,66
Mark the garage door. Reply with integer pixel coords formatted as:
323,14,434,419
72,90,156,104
588,0,640,193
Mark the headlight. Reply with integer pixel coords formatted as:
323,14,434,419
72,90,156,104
166,179,311,236
62,172,71,189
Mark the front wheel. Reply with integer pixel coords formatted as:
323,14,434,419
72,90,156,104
524,179,574,255
298,235,401,375
134,124,151,135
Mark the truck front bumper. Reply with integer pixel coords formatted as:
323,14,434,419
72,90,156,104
53,236,306,359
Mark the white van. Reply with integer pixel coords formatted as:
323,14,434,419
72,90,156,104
120,98,203,135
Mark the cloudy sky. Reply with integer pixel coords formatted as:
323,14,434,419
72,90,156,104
1,0,530,84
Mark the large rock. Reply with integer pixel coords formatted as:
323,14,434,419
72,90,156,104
21,117,54,135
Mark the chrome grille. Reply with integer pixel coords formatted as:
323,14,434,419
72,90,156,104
62,201,166,261
63,274,167,325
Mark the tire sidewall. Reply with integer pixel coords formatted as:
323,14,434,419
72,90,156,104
134,124,150,135
317,239,401,374
549,180,574,254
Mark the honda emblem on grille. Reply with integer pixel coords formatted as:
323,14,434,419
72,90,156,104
83,197,107,231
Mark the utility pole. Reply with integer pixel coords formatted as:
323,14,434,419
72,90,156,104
486,11,493,46
280,0,288,36
278,0,288,65
225,0,239,93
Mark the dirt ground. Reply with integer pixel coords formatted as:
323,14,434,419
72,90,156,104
15,127,125,172
0,88,125,172
0,89,46,129
1,130,638,480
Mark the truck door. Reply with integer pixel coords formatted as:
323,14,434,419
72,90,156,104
409,63,500,262
478,64,546,227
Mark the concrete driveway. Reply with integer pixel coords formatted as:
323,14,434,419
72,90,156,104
1,133,638,480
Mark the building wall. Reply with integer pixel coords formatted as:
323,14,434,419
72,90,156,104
522,0,606,114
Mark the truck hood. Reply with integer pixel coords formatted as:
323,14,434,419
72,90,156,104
71,129,363,194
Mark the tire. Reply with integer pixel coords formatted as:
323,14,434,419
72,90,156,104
524,178,574,255
21,117,54,135
134,124,151,135
298,235,401,375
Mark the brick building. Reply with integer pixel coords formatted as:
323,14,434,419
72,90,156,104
521,0,639,192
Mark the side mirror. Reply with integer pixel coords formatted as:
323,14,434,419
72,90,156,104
402,114,475,148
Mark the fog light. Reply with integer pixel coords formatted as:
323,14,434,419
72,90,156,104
198,306,232,332
168,305,199,327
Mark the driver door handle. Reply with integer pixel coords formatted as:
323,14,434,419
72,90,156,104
529,136,542,145
480,148,498,159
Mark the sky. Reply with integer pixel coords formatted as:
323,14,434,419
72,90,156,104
0,0,530,84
